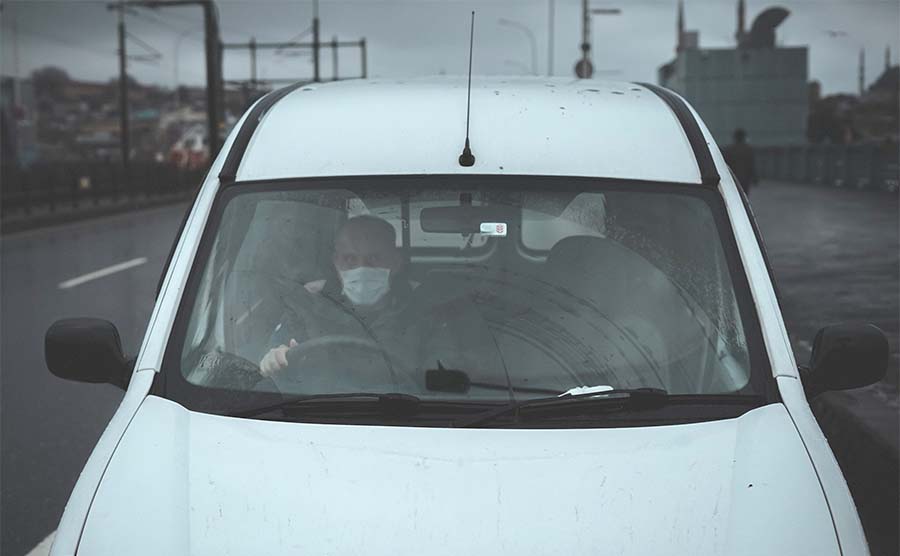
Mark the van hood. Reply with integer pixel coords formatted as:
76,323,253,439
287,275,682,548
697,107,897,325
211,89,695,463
77,397,839,556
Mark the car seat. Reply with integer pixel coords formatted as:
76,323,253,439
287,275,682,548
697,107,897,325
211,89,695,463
539,235,675,390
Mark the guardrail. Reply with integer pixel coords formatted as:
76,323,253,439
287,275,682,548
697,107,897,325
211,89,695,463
757,145,899,193
0,162,205,217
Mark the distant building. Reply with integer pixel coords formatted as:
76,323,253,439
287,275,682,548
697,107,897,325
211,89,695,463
658,1,808,146
6,66,286,164
806,56,898,145
854,61,899,143
1,76,38,166
168,124,210,170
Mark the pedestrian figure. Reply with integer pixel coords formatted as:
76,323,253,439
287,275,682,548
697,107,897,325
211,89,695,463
723,128,757,195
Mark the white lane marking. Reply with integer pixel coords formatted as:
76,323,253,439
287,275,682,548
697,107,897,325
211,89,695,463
58,257,148,290
25,530,56,556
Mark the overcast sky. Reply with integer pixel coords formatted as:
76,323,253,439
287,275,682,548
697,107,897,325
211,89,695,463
2,0,898,96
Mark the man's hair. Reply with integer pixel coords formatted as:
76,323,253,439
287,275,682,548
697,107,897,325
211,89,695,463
336,215,397,248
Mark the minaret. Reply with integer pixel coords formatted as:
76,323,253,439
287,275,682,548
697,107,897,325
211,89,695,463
886,46,891,71
736,0,746,44
676,0,684,53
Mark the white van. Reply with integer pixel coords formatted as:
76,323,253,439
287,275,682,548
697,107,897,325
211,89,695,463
46,78,887,555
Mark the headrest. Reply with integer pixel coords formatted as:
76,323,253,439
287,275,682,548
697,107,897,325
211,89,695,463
547,235,629,273
544,236,635,299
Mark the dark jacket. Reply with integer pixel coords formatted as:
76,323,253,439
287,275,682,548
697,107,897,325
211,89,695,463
268,275,503,392
723,142,757,193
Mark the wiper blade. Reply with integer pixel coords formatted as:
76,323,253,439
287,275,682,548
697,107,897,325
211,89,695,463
231,392,421,419
455,387,670,428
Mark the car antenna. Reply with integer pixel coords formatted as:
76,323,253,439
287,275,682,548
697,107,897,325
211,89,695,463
458,10,476,167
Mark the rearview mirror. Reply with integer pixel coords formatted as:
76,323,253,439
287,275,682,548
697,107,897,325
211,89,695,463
420,205,511,234
800,323,888,398
45,318,132,390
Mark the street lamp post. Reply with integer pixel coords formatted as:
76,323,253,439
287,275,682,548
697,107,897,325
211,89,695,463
547,0,555,76
498,18,538,76
107,2,131,175
576,3,621,79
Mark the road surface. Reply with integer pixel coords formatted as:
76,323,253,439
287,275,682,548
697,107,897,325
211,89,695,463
1,204,186,555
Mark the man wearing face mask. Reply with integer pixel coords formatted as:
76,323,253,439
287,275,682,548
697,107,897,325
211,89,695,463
259,215,407,376
258,215,498,388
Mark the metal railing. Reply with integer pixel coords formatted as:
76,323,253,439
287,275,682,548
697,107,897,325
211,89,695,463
757,145,899,192
1,162,206,217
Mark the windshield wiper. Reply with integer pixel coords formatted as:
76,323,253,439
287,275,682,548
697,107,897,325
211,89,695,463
231,392,422,419
455,387,670,428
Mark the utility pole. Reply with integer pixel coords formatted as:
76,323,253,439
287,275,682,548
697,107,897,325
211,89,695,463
7,2,22,165
548,0,554,76
223,37,367,87
108,2,131,176
131,0,223,158
360,38,367,78
576,5,621,78
249,37,258,89
858,47,865,96
332,36,339,80
312,0,321,82
201,0,223,156
222,2,363,88
578,0,590,77
10,4,21,105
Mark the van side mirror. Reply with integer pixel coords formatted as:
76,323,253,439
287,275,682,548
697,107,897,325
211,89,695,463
800,323,888,398
45,318,132,390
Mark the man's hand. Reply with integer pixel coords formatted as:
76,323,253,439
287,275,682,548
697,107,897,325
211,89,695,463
259,338,298,377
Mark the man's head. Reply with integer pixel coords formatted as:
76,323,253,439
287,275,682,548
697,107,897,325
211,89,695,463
333,215,403,306
733,128,747,144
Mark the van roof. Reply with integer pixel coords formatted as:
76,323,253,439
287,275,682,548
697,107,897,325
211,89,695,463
233,77,704,184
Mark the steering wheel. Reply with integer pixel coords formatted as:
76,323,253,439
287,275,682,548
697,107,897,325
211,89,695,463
273,334,419,394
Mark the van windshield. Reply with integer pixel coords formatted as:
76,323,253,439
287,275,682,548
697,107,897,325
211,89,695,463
166,176,769,419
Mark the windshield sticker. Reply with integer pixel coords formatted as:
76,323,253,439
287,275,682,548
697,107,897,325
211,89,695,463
480,222,507,237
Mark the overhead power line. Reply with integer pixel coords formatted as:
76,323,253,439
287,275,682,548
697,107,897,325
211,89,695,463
275,26,312,55
126,30,163,62
15,24,116,59
125,7,202,40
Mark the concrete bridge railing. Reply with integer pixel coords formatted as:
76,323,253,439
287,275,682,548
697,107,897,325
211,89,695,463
757,145,899,193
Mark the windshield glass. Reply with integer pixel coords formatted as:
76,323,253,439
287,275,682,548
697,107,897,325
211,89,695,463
167,176,767,417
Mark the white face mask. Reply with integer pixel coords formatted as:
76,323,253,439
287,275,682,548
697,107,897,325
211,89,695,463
339,266,391,306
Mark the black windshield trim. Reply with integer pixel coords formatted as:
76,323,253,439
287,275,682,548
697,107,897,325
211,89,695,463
218,82,307,183
225,399,777,429
160,175,776,420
